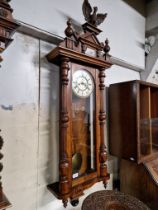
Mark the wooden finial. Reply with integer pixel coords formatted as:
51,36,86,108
65,19,74,37
103,38,110,55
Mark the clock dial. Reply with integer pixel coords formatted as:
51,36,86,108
72,70,94,98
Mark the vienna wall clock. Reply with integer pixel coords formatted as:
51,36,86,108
46,0,112,207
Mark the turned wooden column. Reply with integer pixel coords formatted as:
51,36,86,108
0,130,11,210
59,57,71,207
0,131,4,196
99,68,108,187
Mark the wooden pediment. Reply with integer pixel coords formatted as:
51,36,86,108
79,32,102,50
47,20,111,68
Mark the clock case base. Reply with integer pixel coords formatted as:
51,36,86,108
47,174,109,205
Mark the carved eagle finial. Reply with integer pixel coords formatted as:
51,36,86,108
82,0,107,27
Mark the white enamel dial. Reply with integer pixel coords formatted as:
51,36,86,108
72,70,94,98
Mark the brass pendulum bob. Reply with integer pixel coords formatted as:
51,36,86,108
72,137,82,175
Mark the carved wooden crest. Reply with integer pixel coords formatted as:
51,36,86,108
47,19,111,66
82,0,107,27
0,0,19,61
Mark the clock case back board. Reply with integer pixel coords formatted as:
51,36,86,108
46,20,112,207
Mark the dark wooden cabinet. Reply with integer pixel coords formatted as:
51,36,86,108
109,80,158,164
109,80,158,209
120,159,158,210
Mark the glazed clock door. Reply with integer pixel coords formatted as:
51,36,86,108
71,64,97,179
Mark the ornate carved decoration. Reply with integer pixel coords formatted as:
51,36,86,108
103,38,110,59
99,69,106,90
0,0,19,61
60,57,70,85
82,0,107,27
65,19,74,38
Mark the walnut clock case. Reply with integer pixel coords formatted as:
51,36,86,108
46,20,112,207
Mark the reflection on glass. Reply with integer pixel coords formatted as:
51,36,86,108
140,119,151,156
72,84,96,179
151,118,158,152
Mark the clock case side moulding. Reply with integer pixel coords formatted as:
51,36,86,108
46,19,112,207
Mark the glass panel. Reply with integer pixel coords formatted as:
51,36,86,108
139,85,152,157
140,119,151,156
72,71,96,179
150,88,158,154
151,118,158,152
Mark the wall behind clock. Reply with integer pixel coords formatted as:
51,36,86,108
0,0,145,210
10,0,145,70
